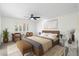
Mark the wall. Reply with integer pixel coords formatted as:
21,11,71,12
1,16,37,41
58,12,77,33
58,12,79,40
36,12,78,37
0,16,1,33
36,18,59,35
0,16,1,44
76,11,79,39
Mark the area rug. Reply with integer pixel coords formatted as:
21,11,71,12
0,44,7,56
7,42,64,56
43,45,64,56
7,43,22,56
7,43,33,56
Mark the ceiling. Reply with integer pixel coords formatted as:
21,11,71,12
0,3,78,19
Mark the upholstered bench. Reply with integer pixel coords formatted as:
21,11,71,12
16,40,32,56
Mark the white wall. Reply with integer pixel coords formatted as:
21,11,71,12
1,16,37,41
36,18,59,35
58,12,77,32
77,12,79,31
0,16,1,33
0,15,1,44
58,12,79,40
36,12,78,36
76,11,79,39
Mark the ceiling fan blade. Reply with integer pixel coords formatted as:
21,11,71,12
24,14,40,20
33,17,36,20
35,17,40,18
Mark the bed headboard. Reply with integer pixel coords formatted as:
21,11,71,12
42,30,60,38
42,30,60,34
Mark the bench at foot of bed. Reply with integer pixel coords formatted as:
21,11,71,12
16,40,32,56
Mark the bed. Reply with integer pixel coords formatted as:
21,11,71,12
41,30,60,46
25,30,60,56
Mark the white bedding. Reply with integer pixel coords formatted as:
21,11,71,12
40,33,58,42
43,36,58,42
27,36,52,52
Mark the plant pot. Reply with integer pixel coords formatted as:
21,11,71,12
3,29,9,43
3,38,8,43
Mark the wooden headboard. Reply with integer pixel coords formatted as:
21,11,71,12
42,30,60,38
42,30,60,34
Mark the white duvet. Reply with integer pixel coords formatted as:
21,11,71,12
27,36,52,52
40,33,58,42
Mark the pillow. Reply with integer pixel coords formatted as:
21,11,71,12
40,33,49,37
48,34,58,39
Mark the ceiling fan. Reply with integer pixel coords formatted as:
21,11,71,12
24,14,40,20
30,14,40,20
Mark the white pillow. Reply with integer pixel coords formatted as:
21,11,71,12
48,34,57,39
40,33,49,37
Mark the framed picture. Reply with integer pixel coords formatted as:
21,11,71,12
15,25,18,31
43,19,58,30
23,23,26,31
19,25,22,31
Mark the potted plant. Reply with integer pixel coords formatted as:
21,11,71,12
3,29,9,43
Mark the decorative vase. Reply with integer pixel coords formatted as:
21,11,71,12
68,38,72,44
72,34,75,41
